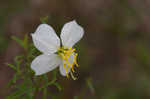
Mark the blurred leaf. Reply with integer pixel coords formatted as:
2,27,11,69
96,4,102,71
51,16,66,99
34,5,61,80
7,63,17,71
12,35,29,50
11,36,25,49
14,55,23,70
43,75,48,83
23,34,28,50
14,55,24,63
7,84,27,99
43,88,47,99
137,44,149,64
7,74,18,87
74,96,78,99
0,34,9,53
12,74,17,83
40,16,49,24
6,90,24,99
54,82,62,91
39,74,57,91
86,77,95,95
8,82,34,99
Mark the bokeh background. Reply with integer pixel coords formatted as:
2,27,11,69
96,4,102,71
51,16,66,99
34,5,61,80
1,0,150,99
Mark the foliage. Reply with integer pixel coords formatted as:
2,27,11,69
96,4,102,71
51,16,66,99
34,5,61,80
7,34,62,99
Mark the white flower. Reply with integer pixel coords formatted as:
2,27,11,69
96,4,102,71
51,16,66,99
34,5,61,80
31,20,84,79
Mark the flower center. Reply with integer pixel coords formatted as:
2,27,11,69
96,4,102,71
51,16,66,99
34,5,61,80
57,46,79,80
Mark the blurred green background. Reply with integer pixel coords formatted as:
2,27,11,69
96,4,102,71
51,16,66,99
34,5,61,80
1,0,150,99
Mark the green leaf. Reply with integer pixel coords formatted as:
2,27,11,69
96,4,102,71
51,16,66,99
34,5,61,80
54,82,62,91
7,63,17,71
23,34,28,50
6,90,23,99
8,82,34,99
11,36,25,49
14,55,23,68
40,71,58,91
7,73,18,87
74,96,78,99
12,74,18,83
40,16,49,24
43,74,49,83
136,43,149,65
14,55,24,75
11,35,29,50
7,83,29,99
43,88,47,99
86,77,95,95
14,55,24,62
52,70,57,80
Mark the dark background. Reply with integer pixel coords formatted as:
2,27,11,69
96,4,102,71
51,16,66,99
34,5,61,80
1,0,150,99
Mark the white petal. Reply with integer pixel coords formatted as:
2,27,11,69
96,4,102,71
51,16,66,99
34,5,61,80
60,20,84,47
31,24,60,54
31,54,61,75
59,54,74,76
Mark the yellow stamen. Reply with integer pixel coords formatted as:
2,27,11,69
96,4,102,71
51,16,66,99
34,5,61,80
73,53,79,67
64,63,69,78
57,46,79,80
71,66,75,72
70,71,77,80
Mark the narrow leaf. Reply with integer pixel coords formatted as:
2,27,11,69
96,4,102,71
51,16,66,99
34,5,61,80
11,36,25,49
7,63,17,71
40,16,49,24
54,82,62,91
